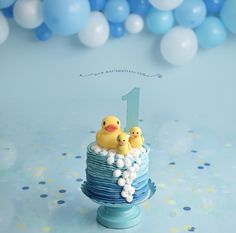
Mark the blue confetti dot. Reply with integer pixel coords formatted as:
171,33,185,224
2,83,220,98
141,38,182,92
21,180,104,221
183,206,191,211
59,189,66,193
90,130,96,134
191,150,198,153
76,178,83,182
169,162,176,165
22,186,30,190
197,166,204,169
139,119,144,122
147,143,151,146
204,163,211,166
62,153,67,156
75,156,82,159
57,200,65,205
188,227,195,232
40,194,48,198
38,181,46,185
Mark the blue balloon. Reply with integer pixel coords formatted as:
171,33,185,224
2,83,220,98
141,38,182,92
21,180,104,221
195,16,227,48
220,0,236,34
2,4,14,18
104,0,130,23
128,0,151,16
109,22,126,38
89,0,106,11
0,0,15,9
43,0,90,36
203,0,224,14
174,0,207,28
35,23,53,41
146,8,174,35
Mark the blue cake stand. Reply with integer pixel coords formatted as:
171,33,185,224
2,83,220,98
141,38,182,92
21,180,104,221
81,179,156,229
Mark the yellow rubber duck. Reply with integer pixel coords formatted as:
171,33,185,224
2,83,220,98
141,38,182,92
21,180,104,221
116,133,132,155
129,127,144,148
96,116,123,149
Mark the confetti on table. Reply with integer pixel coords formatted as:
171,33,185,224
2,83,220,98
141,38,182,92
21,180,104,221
42,226,51,233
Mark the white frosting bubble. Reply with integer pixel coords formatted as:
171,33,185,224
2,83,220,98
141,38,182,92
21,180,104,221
108,150,116,157
129,186,135,195
113,169,121,177
116,159,124,168
128,166,135,172
126,178,133,185
129,172,137,180
126,195,133,203
121,190,128,198
118,178,126,186
123,184,131,191
117,154,124,159
133,163,140,172
122,171,129,179
107,156,114,165
101,149,108,156
124,158,132,167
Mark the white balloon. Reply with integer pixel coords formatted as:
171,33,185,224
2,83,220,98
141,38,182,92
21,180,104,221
13,0,43,29
78,11,109,48
0,12,9,45
160,26,198,65
0,139,17,171
149,0,183,10
125,14,144,34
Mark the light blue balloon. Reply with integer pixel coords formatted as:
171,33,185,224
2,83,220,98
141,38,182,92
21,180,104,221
146,8,174,35
104,0,130,23
0,0,16,9
174,0,206,28
43,0,90,36
220,0,236,34
195,16,227,48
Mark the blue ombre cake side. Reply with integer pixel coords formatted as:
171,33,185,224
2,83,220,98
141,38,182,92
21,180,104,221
85,142,150,204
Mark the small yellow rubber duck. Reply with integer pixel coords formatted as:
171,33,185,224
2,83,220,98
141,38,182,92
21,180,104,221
116,133,132,155
96,116,123,149
129,126,144,148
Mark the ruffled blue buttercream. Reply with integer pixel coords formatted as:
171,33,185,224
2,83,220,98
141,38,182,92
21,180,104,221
85,143,150,204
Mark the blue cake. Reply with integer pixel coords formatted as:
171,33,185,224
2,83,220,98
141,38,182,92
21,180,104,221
85,142,150,204
84,115,150,204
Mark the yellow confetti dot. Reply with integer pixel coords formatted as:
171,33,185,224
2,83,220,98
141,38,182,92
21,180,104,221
203,203,213,210
183,225,192,231
196,159,204,164
47,178,54,183
158,183,166,188
16,223,26,231
142,201,150,209
42,226,51,233
72,172,80,177
54,193,62,199
166,199,176,205
207,187,215,193
79,208,88,214
170,227,180,233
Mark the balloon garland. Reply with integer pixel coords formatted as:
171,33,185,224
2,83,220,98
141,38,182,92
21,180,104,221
0,0,235,65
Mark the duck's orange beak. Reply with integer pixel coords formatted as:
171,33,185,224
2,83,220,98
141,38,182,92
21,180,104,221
119,141,124,146
105,124,118,132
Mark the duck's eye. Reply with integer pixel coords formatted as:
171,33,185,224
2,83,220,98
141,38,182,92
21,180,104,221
137,132,139,134
117,121,119,125
103,121,105,125
123,139,125,142
133,132,135,134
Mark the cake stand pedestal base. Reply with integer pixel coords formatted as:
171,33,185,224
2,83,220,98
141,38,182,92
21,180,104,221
97,205,141,229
